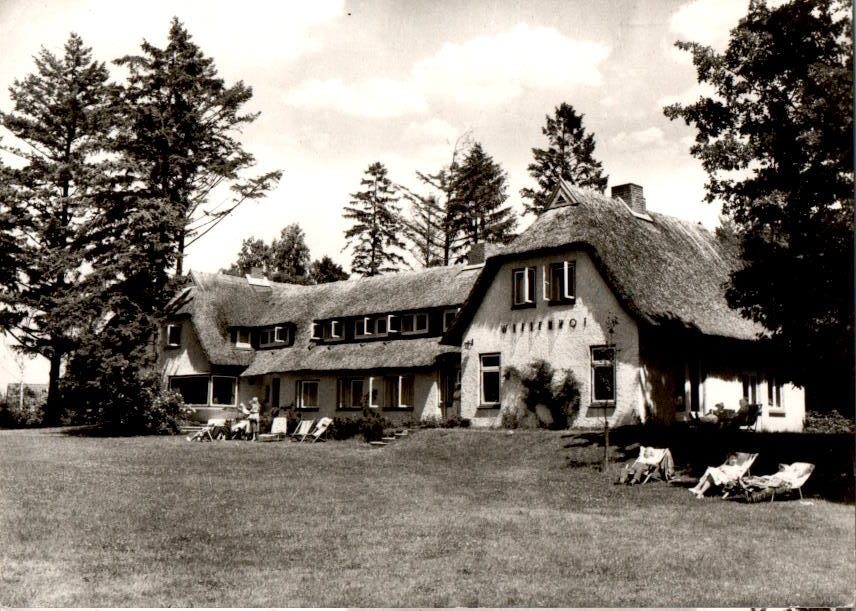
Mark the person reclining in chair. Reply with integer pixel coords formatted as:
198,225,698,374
689,453,747,498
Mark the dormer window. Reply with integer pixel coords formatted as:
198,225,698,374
235,328,251,349
401,312,429,335
355,318,370,338
324,320,343,341
259,325,289,348
387,314,400,334
166,323,181,348
443,308,460,332
311,322,322,341
512,267,536,307
544,261,575,304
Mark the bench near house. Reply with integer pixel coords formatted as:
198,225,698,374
158,181,805,432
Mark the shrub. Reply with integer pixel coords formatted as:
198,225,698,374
804,410,855,434
0,385,47,428
359,406,392,442
329,416,362,440
442,415,471,428
505,360,581,429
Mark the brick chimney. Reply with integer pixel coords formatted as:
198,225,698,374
611,183,646,215
466,242,487,265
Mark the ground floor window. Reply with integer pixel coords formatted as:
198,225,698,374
169,375,237,406
297,380,319,408
480,354,501,404
591,346,615,404
766,374,783,409
381,375,414,408
742,373,759,404
337,378,365,408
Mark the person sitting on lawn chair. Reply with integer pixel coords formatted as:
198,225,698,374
237,398,261,441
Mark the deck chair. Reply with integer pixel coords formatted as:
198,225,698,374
290,419,315,442
690,452,758,498
186,418,226,442
307,417,333,443
738,462,815,503
617,446,674,484
257,416,289,442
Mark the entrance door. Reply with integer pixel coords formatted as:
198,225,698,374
438,362,460,419
271,377,280,409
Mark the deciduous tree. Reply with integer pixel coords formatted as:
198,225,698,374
664,0,854,407
520,103,608,216
310,256,349,284
343,162,407,276
270,223,312,284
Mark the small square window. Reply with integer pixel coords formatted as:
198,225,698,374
236,328,251,348
443,309,460,332
166,324,181,347
546,261,575,303
512,267,536,307
274,326,287,343
591,346,615,404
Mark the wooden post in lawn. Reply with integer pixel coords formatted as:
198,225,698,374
603,316,618,472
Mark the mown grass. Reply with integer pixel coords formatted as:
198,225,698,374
0,427,853,607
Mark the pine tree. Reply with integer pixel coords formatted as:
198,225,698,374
520,103,608,216
449,142,517,255
415,131,473,265
0,33,115,421
401,188,445,268
114,17,281,276
343,162,407,276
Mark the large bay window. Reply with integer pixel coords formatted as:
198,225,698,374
512,267,536,307
480,354,501,404
169,375,237,407
591,346,616,405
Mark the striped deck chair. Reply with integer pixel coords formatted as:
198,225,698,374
617,446,675,484
307,417,333,443
290,419,315,442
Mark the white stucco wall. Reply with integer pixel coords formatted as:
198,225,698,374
460,251,641,428
264,369,442,424
159,320,212,378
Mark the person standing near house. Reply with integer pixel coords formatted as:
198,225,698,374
247,397,261,441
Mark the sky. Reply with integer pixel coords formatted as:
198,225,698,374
0,0,753,385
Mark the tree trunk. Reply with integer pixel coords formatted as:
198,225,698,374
45,350,63,426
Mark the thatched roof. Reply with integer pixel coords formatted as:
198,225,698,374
167,266,479,371
243,337,459,376
446,181,762,343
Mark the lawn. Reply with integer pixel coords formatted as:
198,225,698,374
0,427,853,607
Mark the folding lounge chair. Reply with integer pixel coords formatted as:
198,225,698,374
738,462,815,503
617,446,675,484
290,419,315,442
257,416,289,442
307,417,333,443
690,452,758,498
187,418,226,442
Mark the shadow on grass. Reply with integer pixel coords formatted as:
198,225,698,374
563,424,855,503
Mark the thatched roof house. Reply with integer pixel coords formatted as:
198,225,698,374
446,181,762,343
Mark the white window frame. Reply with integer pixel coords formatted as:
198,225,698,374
381,374,415,408
543,261,574,302
337,377,365,408
742,373,759,404
311,322,322,341
591,346,616,405
512,267,535,306
274,326,287,343
297,380,320,409
480,353,501,405
400,312,429,336
259,325,289,348
368,376,380,407
235,328,251,349
443,308,460,332
324,320,343,341
166,323,181,348
387,314,399,334
210,375,238,406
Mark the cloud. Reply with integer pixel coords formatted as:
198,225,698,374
402,119,459,146
284,23,609,117
668,0,749,50
610,127,668,151
284,77,427,118
413,24,610,105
